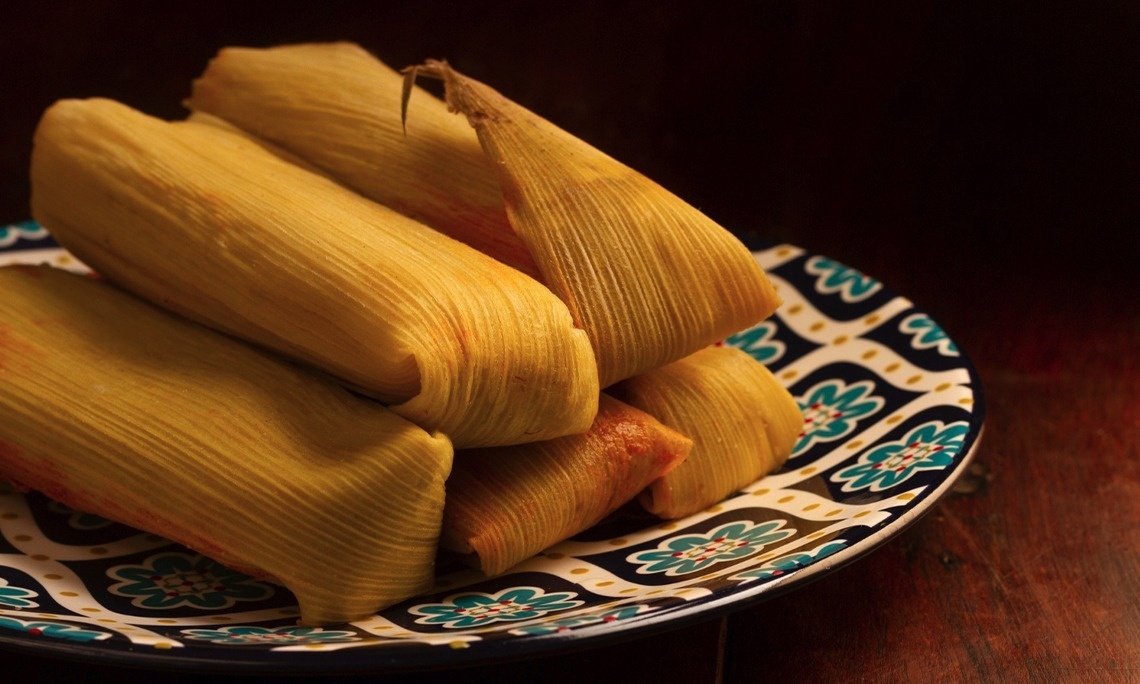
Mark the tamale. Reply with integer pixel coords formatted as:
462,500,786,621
188,43,782,388
0,265,453,626
30,97,599,448
610,346,801,519
187,42,540,279
442,394,691,576
408,60,782,388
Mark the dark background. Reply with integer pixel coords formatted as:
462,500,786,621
4,0,1137,291
2,1,1138,681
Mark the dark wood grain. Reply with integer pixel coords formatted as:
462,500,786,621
726,275,1140,683
1,1,1137,682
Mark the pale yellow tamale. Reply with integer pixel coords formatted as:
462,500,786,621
188,44,782,389
0,265,453,626
610,346,802,519
30,97,599,448
442,394,691,576
188,42,540,279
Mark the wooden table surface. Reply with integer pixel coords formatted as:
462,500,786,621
2,2,1137,682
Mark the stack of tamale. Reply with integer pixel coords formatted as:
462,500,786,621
0,42,802,625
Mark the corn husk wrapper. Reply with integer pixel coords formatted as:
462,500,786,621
407,60,782,388
442,394,691,576
30,98,599,448
187,42,540,279
0,265,453,626
611,346,802,519
187,43,782,389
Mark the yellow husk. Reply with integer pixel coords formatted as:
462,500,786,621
187,42,540,279
0,265,453,626
611,346,802,519
30,97,599,448
187,44,782,389
442,394,692,576
408,59,783,388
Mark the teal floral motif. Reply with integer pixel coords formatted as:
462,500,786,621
510,605,644,635
805,256,882,302
0,616,108,642
182,625,359,645
0,578,38,609
107,552,273,610
725,321,786,364
794,379,885,455
900,313,959,356
628,520,795,576
410,587,583,629
832,420,969,492
731,540,848,583
0,221,49,248
46,501,116,530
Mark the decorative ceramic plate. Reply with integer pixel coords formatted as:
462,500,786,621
0,220,985,674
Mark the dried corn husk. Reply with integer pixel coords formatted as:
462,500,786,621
0,265,453,626
188,44,782,389
611,346,801,519
30,97,599,448
407,60,782,388
442,394,691,576
187,42,540,279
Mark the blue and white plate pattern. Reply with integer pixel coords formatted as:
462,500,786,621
0,220,984,672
